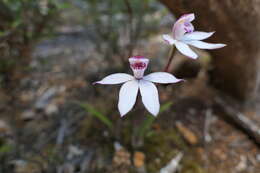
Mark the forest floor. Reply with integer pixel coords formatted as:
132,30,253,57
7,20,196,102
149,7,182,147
0,2,259,173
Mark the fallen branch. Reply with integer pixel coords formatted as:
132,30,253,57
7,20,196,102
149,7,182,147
213,96,260,145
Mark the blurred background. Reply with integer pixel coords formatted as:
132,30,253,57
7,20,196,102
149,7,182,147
0,0,259,173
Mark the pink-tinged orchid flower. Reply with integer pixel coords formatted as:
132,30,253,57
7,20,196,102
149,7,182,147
163,13,226,59
94,56,183,117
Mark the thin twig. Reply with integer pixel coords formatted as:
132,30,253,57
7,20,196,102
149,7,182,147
123,0,134,58
159,152,183,173
164,46,176,72
204,109,213,143
56,119,68,146
131,1,146,54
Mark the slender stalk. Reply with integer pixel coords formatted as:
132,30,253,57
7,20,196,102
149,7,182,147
164,46,176,72
131,98,144,149
123,0,134,58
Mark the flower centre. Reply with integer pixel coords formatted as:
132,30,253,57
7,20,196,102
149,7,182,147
129,56,149,79
184,22,194,33
130,62,147,70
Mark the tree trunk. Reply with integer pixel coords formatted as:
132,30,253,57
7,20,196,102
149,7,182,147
159,0,260,101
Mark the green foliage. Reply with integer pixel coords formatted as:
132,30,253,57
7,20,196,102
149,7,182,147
137,102,173,137
1,0,70,32
0,0,71,86
144,129,185,172
79,103,113,130
182,159,207,173
80,101,173,135
0,144,13,154
79,101,174,143
83,0,160,60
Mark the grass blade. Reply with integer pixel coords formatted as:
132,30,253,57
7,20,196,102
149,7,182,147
138,102,173,137
79,103,113,130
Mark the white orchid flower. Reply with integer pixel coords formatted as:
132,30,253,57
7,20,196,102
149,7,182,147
162,13,226,59
94,56,183,117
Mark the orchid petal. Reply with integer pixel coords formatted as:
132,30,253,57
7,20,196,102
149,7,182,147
118,80,139,117
94,73,134,85
175,41,198,59
139,80,160,116
143,72,183,84
182,31,215,41
179,13,195,22
162,34,175,45
186,40,226,49
173,13,195,40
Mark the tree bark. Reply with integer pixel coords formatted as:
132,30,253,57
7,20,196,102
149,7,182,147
159,0,260,100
